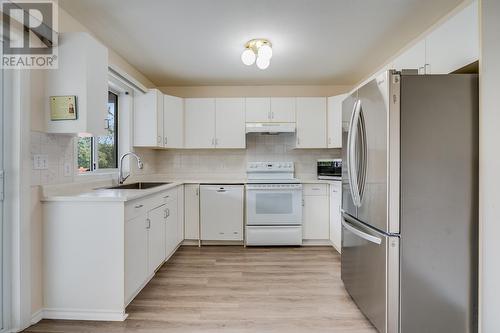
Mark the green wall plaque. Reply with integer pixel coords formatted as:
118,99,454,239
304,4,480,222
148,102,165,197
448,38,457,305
50,96,78,120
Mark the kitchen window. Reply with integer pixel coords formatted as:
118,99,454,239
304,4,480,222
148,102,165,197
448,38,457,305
77,91,119,172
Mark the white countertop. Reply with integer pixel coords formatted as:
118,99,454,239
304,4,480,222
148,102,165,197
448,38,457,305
41,177,340,203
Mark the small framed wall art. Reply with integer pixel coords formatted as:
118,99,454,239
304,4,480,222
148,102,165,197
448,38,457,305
50,96,78,121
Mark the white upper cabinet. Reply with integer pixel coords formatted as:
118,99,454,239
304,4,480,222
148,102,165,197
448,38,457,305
296,97,327,148
184,98,216,148
45,33,108,135
215,98,246,148
163,95,184,148
246,97,295,123
270,97,296,122
134,89,164,148
245,98,271,122
425,2,479,74
391,39,426,73
327,94,347,148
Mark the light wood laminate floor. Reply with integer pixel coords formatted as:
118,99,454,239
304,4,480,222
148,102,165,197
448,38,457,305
25,246,376,333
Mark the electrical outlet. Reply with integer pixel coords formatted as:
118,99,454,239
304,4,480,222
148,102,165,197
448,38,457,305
33,154,49,170
63,161,72,177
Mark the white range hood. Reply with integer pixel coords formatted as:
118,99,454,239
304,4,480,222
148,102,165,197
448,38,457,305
245,122,296,134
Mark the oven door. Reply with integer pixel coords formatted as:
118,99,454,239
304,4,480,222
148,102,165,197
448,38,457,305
246,185,303,226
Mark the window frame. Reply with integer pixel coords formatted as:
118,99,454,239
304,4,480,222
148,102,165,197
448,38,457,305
77,90,119,173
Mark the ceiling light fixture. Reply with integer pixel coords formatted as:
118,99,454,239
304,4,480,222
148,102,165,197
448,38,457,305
241,39,273,70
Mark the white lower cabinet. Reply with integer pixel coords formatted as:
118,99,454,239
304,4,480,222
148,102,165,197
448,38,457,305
302,184,330,240
165,198,178,258
329,182,342,252
200,185,244,241
125,187,180,304
177,185,185,244
125,214,149,303
148,205,167,273
184,184,200,240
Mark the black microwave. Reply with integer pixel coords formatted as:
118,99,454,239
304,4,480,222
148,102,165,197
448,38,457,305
317,159,342,180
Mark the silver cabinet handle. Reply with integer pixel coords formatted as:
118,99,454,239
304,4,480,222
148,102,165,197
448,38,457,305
134,204,144,209
328,137,332,145
146,218,151,229
164,208,170,218
163,195,170,199
297,137,300,145
157,136,162,144
195,188,199,196
342,218,381,245
164,137,168,145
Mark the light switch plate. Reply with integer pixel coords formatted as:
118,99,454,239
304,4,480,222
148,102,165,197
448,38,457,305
33,154,49,170
63,161,72,177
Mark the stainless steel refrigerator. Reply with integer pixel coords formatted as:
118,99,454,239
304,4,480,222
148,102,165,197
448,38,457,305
341,70,478,333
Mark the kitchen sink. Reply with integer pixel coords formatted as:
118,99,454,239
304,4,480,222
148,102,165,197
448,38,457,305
105,182,171,190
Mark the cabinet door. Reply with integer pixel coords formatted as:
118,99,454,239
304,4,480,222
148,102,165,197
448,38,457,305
200,185,244,241
125,214,149,301
329,182,342,252
426,2,479,74
185,98,216,148
296,97,327,148
163,95,184,148
215,98,246,149
270,97,295,122
148,205,166,273
165,200,178,258
303,195,330,240
177,185,185,244
327,94,347,148
134,89,164,147
245,98,271,122
391,39,426,73
184,185,200,240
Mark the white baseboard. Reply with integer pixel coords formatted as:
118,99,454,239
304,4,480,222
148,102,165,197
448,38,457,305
31,309,43,325
182,239,200,246
302,239,332,246
42,308,128,321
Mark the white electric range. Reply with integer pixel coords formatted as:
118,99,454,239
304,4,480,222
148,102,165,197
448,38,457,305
245,162,303,246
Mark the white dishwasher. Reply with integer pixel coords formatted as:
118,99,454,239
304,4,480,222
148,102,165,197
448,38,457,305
200,185,244,241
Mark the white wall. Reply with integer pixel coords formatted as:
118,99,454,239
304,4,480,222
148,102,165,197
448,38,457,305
152,134,340,181
479,0,500,331
160,85,350,98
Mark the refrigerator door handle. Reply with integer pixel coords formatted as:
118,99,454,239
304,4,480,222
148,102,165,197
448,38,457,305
348,100,362,207
342,218,382,245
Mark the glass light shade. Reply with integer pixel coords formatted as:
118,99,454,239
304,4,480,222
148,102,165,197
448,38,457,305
258,44,273,59
241,48,256,66
256,56,270,70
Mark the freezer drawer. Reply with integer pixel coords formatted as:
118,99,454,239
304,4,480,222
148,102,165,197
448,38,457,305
246,226,302,246
341,213,399,333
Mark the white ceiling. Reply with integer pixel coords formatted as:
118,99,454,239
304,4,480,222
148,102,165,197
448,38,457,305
59,0,463,86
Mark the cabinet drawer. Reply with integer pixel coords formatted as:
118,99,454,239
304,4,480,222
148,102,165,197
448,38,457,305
160,188,177,203
303,184,328,196
125,195,164,220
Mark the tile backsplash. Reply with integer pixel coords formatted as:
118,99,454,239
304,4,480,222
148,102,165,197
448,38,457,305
153,133,341,180
31,131,75,186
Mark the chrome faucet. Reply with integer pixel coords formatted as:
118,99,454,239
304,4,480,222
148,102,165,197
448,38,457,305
118,152,144,184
